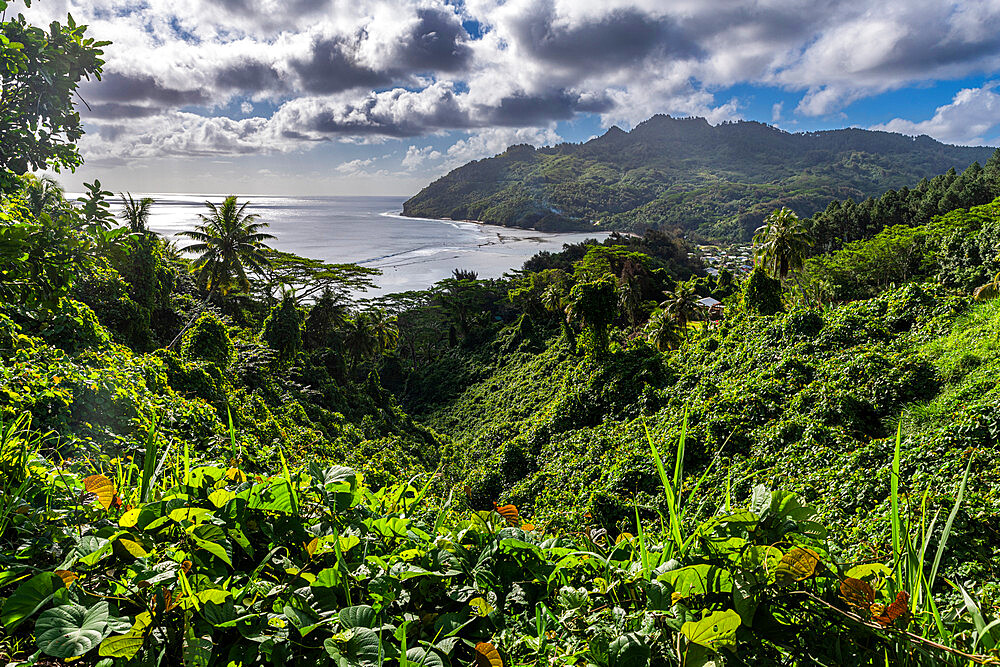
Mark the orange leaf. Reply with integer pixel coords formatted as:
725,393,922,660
840,578,875,609
474,641,503,667
83,474,116,510
54,570,79,588
874,591,910,627
493,503,520,527
520,523,535,532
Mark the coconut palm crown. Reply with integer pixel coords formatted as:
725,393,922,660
179,195,275,295
753,207,814,280
120,192,155,234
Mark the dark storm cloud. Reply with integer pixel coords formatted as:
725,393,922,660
290,8,471,95
214,60,285,92
484,90,614,126
508,5,701,72
396,8,473,73
300,87,473,137
290,35,392,94
85,102,164,119
89,72,213,106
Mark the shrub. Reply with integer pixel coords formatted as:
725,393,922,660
182,312,234,370
741,266,783,315
262,295,303,364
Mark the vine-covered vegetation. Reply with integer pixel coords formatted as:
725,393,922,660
4,5,1000,666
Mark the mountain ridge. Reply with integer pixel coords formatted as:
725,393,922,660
402,115,996,239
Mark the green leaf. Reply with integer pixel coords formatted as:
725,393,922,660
608,632,650,667
681,610,741,653
98,633,144,660
405,647,445,667
339,605,376,629
325,627,380,667
191,535,233,567
35,602,109,658
1,571,62,629
658,564,732,596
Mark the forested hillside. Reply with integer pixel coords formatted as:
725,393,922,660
403,115,995,239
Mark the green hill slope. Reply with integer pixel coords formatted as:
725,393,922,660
402,115,995,239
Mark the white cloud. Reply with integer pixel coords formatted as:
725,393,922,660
871,83,1000,145
335,157,376,174
401,145,442,169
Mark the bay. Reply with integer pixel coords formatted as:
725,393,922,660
127,194,610,295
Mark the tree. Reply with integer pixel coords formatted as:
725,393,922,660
567,278,617,356
541,282,576,352
658,278,701,334
646,310,682,352
753,207,814,281
257,249,379,303
0,5,109,190
179,196,275,295
304,289,350,350
741,266,784,316
120,193,154,234
262,295,303,364
21,174,67,217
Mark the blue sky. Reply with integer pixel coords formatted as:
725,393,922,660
21,0,1000,196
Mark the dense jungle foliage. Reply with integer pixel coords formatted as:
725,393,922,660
402,115,996,240
4,5,1000,667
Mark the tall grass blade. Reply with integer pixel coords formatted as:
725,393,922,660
644,419,683,553
890,421,903,590
928,456,972,592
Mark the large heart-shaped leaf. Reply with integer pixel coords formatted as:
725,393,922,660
406,647,445,667
1,571,62,629
324,627,380,667
609,633,650,667
339,605,376,629
681,610,741,653
35,602,109,658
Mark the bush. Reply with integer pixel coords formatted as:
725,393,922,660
741,266,783,315
262,295,303,364
182,312,234,370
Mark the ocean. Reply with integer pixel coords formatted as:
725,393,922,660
132,194,610,295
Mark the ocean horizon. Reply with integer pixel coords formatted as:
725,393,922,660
99,193,610,296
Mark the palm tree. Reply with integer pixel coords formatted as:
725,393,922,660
120,193,155,234
179,195,275,295
646,310,683,352
21,174,66,217
753,207,814,281
659,279,702,335
368,309,400,354
343,312,377,374
542,283,576,352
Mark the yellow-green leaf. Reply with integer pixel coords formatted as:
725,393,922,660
681,610,741,653
119,508,142,528
117,538,148,558
774,547,821,585
99,633,144,659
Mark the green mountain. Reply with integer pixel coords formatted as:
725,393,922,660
402,115,996,239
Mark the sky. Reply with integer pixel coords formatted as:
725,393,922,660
15,0,1000,196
